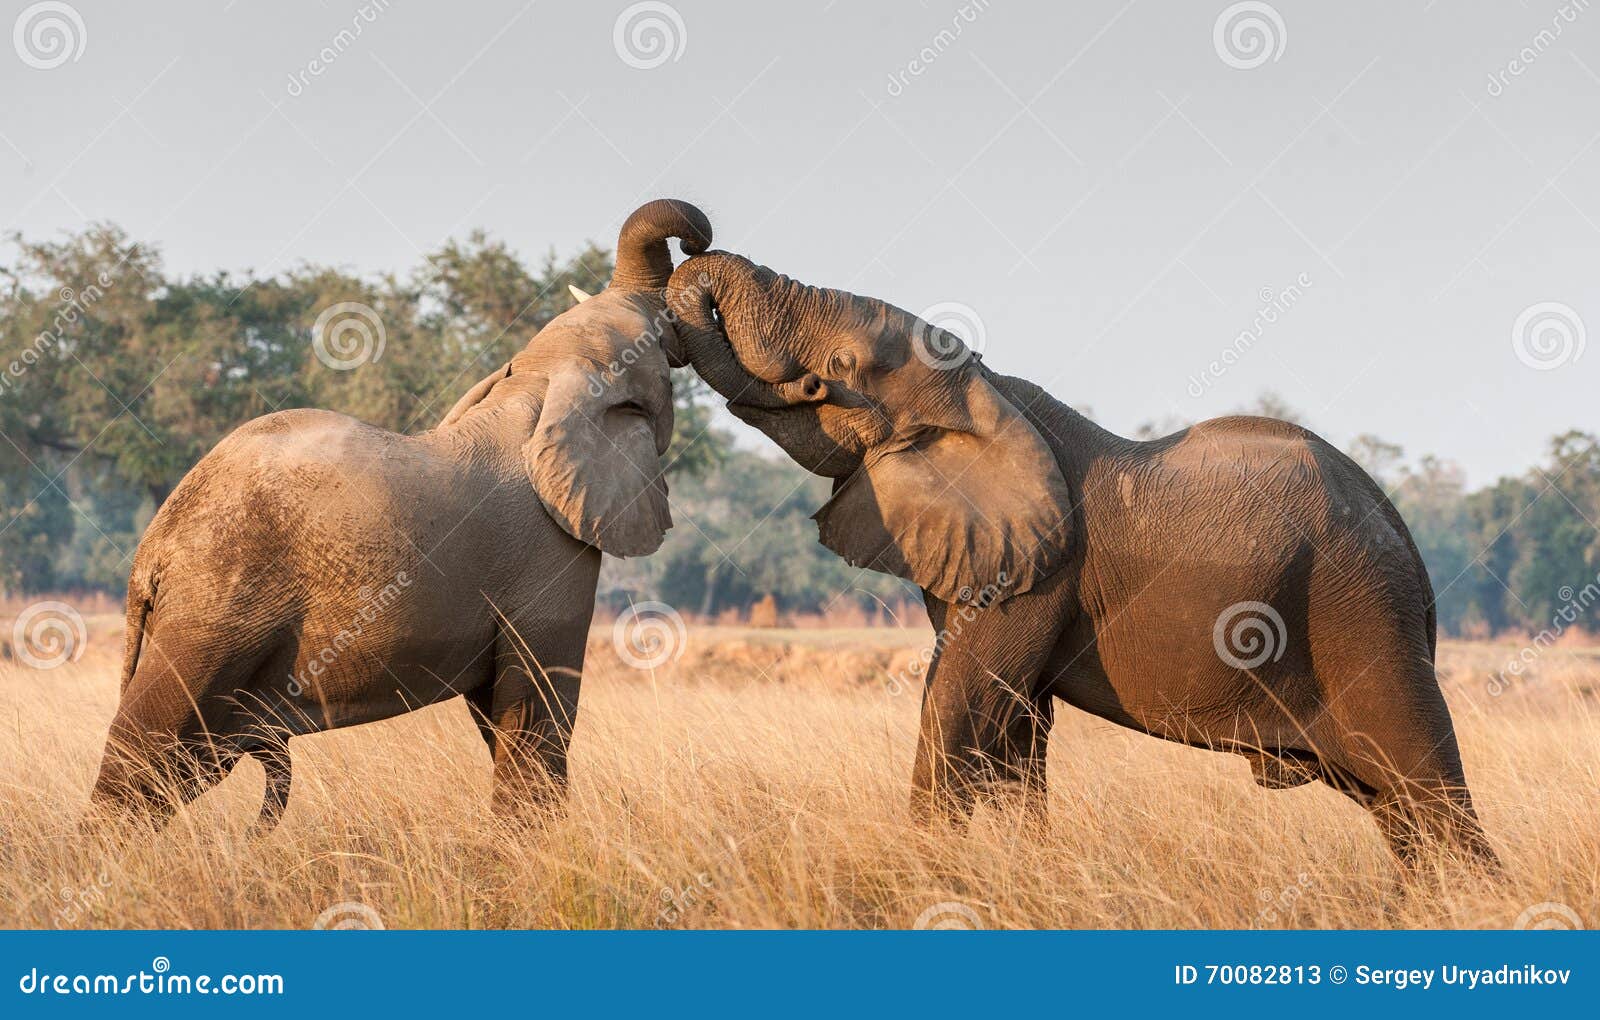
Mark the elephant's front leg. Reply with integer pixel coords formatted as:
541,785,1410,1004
909,595,1061,826
487,622,584,815
994,689,1053,828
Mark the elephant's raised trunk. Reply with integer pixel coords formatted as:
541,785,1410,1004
666,252,860,400
666,252,866,476
609,199,714,292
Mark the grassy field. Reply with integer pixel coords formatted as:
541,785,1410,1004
1,611,1596,929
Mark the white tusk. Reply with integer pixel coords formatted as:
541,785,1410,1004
567,284,594,303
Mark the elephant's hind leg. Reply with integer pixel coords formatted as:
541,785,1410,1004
1311,662,1499,874
90,715,241,831
89,629,259,831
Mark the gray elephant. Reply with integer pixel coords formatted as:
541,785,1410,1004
665,249,1497,873
90,199,712,834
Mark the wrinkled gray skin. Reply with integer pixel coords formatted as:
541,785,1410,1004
90,199,712,835
667,251,1498,872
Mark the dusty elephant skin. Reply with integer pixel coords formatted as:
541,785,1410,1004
666,250,1499,874
89,199,713,835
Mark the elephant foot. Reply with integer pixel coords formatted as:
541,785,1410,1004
909,784,978,832
490,771,570,828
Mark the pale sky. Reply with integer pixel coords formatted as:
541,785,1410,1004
3,0,1596,484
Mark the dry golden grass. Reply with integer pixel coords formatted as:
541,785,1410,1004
1,615,1596,929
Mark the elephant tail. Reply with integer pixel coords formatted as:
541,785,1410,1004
119,569,155,694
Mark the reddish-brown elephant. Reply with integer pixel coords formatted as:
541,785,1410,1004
666,249,1498,874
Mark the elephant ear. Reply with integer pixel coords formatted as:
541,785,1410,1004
525,369,672,557
812,385,1074,604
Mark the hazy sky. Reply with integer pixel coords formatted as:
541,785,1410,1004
4,0,1596,484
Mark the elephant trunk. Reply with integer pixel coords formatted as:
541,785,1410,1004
666,252,861,398
665,251,789,407
666,252,864,476
609,199,714,292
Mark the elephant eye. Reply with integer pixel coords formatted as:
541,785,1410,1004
828,350,855,378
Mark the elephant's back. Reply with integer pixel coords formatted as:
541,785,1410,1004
135,409,459,628
149,409,405,549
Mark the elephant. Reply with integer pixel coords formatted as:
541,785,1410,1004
89,199,713,834
664,248,1499,873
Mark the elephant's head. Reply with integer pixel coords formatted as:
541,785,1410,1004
665,252,1074,604
439,198,712,557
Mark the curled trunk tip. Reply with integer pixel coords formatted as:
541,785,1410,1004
610,199,713,291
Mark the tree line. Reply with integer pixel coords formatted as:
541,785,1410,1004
0,225,1593,635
